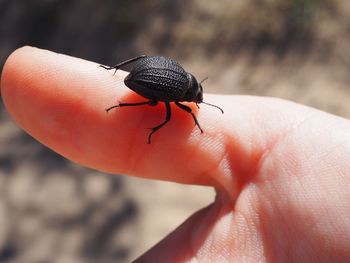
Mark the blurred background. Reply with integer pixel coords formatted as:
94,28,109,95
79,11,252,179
0,0,349,262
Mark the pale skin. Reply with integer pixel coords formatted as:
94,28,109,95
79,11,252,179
1,46,350,263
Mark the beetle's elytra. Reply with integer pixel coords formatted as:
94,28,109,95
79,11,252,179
100,55,224,144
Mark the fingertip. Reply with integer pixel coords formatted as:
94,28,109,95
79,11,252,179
1,47,45,125
1,46,32,100
0,46,134,173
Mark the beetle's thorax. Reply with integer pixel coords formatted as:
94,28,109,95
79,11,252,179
183,73,203,103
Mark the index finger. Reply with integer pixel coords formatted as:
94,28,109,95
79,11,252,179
1,47,230,187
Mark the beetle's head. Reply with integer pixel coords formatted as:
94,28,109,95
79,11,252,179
193,76,207,102
196,83,203,103
184,74,203,103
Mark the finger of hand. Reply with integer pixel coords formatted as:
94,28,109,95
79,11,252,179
1,47,235,187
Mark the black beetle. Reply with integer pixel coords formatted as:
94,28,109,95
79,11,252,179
100,55,224,144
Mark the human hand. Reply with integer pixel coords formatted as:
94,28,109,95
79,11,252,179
2,47,350,263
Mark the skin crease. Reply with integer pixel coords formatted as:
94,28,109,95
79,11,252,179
1,46,350,263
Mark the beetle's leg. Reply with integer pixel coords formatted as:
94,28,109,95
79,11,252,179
106,100,157,112
100,55,147,75
175,102,203,133
147,102,171,144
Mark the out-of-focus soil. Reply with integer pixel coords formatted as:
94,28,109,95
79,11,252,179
0,1,349,262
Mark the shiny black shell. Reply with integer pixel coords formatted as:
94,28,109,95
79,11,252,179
124,56,190,102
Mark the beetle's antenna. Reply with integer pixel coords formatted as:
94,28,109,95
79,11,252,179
200,77,208,84
201,102,224,114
